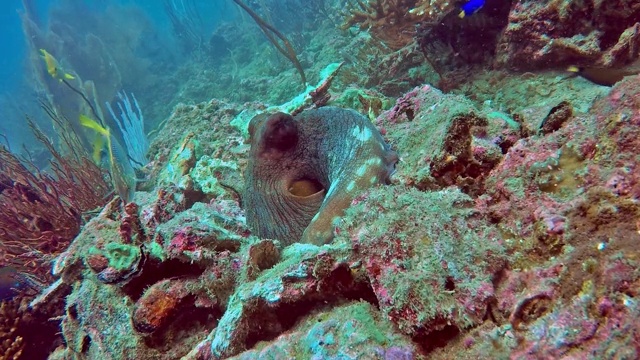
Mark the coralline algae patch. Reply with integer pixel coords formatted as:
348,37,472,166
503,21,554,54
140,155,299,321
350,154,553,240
360,74,640,358
480,75,640,243
435,77,640,358
333,185,506,349
45,69,640,360
376,84,518,195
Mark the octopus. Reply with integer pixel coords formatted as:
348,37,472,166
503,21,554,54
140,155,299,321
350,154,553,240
244,107,398,246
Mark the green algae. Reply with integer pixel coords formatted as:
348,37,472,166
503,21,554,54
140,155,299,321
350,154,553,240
89,243,141,271
146,241,165,262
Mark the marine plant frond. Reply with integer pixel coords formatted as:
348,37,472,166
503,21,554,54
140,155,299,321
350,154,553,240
232,0,307,87
106,91,149,169
163,0,205,52
38,99,86,161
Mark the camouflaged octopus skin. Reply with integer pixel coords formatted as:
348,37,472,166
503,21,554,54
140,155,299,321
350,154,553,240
244,107,398,246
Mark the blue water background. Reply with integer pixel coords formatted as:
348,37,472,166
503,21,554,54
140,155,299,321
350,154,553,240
0,0,237,152
0,0,42,150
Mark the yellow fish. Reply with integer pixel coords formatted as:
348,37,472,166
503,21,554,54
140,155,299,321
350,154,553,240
39,49,75,81
79,114,108,164
79,114,136,203
79,114,109,137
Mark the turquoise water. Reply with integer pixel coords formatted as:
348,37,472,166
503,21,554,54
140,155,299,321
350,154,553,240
0,0,37,149
0,0,238,152
0,0,26,93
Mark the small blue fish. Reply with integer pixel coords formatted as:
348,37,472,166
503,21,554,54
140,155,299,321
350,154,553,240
459,0,485,18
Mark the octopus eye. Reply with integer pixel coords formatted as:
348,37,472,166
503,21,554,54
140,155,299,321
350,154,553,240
263,112,298,152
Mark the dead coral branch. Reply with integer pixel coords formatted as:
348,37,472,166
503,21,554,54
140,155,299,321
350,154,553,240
341,0,455,50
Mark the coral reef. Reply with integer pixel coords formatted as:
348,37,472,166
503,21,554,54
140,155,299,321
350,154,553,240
47,71,640,358
495,0,640,70
49,191,249,359
341,0,455,50
448,74,640,359
11,0,640,359
340,0,639,90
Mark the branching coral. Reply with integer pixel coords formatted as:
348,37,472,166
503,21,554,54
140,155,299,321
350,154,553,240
0,294,64,360
341,0,455,50
0,299,24,360
0,119,110,283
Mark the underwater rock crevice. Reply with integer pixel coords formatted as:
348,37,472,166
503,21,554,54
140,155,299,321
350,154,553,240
205,254,380,358
413,323,461,354
242,294,382,351
121,258,207,301
243,273,380,351
417,0,513,89
139,295,222,349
